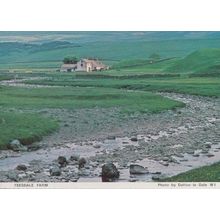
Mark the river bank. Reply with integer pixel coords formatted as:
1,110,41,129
0,92,219,182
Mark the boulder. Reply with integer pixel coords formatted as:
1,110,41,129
207,153,214,158
107,136,116,140
201,149,209,154
205,142,212,148
159,161,169,166
93,145,101,149
69,155,80,161
10,139,20,147
151,171,162,175
78,157,87,169
130,137,138,142
57,156,68,167
50,166,61,176
162,157,169,162
16,164,27,171
174,153,184,158
101,163,120,182
9,139,27,152
129,164,149,175
187,150,195,155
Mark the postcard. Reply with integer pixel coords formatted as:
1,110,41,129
0,31,219,188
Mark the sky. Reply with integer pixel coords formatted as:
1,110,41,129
0,32,219,43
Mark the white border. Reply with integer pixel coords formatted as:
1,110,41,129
0,0,220,30
0,0,220,219
0,189,219,220
0,182,220,189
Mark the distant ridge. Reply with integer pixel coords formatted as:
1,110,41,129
1,31,220,43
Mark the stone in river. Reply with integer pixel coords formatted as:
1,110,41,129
151,171,162,175
8,139,28,152
16,164,27,171
130,137,138,142
93,145,101,149
129,164,149,175
206,153,214,158
107,136,116,140
205,142,212,149
187,150,195,155
69,155,80,161
201,149,209,154
162,157,169,162
57,156,68,167
159,161,169,166
50,166,61,176
78,157,87,169
101,163,120,182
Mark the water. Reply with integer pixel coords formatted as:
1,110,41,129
0,130,219,182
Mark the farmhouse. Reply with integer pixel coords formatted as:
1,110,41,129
60,59,108,72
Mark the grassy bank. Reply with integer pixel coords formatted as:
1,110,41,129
164,162,220,182
0,75,14,81
25,75,220,97
0,112,58,150
0,86,184,113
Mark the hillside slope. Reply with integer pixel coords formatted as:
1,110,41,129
2,39,220,70
166,48,220,75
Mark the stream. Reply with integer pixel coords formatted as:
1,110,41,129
0,79,219,182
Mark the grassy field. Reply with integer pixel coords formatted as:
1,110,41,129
25,74,220,97
0,86,184,113
0,112,58,150
164,162,220,182
0,74,14,81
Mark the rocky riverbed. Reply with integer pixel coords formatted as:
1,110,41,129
0,92,219,182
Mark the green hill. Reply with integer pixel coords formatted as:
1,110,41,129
166,48,220,75
2,38,220,71
110,58,179,74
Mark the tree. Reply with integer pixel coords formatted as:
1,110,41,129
63,56,79,64
149,53,161,61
